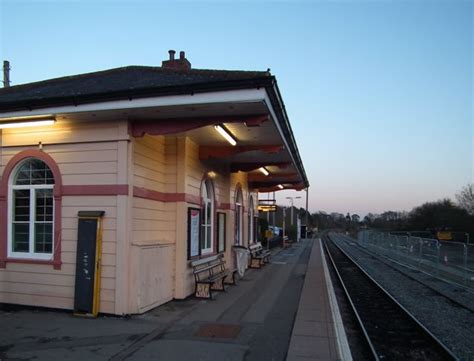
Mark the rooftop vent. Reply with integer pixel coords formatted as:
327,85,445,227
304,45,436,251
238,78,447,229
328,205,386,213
162,49,191,71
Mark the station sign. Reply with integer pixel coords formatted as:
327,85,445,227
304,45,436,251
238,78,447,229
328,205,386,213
258,204,277,212
258,199,277,212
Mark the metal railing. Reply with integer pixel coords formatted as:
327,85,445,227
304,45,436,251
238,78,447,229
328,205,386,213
358,230,474,290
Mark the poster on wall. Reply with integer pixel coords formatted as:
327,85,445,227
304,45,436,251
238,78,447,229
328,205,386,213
217,212,226,253
187,208,201,259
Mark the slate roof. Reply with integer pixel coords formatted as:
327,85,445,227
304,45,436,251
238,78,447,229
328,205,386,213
0,66,272,111
0,64,308,187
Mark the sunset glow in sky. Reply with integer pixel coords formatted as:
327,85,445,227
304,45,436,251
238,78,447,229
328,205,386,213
1,0,472,216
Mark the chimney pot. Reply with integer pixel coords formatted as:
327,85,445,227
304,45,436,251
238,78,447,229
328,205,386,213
162,50,191,71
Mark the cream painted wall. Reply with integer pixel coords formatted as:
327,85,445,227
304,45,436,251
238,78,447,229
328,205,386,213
0,119,128,314
130,133,260,311
0,118,260,315
173,137,190,300
175,138,258,298
129,135,177,313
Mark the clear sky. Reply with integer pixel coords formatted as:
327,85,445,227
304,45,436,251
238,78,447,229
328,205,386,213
0,0,472,216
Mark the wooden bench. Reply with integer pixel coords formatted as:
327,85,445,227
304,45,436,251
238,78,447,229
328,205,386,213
248,242,271,269
190,254,237,299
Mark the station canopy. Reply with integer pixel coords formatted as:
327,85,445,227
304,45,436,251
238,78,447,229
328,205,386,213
0,54,309,192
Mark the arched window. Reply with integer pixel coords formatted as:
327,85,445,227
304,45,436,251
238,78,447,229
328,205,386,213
8,158,55,259
200,179,214,254
248,196,255,244
235,187,243,245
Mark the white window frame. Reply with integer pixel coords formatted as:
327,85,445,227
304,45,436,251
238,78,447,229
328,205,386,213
7,160,55,260
200,180,214,255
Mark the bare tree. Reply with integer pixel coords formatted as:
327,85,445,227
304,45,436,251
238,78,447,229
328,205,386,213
456,183,474,215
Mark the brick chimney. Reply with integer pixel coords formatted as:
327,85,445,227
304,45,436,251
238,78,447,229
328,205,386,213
162,49,191,71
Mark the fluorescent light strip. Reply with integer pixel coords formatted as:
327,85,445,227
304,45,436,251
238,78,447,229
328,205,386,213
0,119,56,129
259,167,269,176
0,114,55,121
214,124,237,146
277,184,284,189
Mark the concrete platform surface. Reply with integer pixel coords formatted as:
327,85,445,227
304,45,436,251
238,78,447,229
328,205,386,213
0,239,345,361
286,238,348,361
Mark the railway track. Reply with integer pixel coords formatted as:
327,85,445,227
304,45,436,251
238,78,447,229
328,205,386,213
334,233,474,314
323,234,458,360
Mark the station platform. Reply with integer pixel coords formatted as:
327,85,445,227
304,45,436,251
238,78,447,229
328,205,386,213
286,238,349,361
0,238,349,361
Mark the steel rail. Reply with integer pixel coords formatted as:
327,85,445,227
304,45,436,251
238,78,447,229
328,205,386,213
337,235,474,315
323,235,380,360
341,233,474,293
323,234,458,361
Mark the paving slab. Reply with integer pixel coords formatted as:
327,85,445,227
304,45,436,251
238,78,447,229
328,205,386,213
0,240,313,361
131,339,248,361
286,238,349,361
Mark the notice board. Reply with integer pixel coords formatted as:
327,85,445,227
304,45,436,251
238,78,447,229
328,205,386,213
73,211,105,317
187,207,201,259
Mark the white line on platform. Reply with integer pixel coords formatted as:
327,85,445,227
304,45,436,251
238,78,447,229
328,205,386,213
320,239,353,361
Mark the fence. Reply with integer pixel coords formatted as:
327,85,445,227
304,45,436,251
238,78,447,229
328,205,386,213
357,230,474,290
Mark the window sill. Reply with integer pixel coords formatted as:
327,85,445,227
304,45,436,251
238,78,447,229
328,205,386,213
189,250,222,261
0,258,61,269
200,252,214,257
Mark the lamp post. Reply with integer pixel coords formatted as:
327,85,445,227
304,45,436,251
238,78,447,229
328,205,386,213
285,196,301,226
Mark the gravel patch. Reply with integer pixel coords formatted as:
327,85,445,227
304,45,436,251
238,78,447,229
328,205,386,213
329,232,474,361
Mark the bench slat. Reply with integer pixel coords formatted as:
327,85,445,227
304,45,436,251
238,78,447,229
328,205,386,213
191,253,236,299
248,242,271,269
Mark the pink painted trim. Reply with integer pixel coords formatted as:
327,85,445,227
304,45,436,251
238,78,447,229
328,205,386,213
0,150,63,269
133,187,201,205
0,150,63,196
218,202,234,211
62,184,129,196
185,193,202,205
0,199,6,268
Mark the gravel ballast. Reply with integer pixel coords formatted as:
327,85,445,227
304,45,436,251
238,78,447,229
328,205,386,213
329,232,474,361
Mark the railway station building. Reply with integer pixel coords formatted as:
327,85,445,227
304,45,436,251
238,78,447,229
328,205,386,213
0,51,308,315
